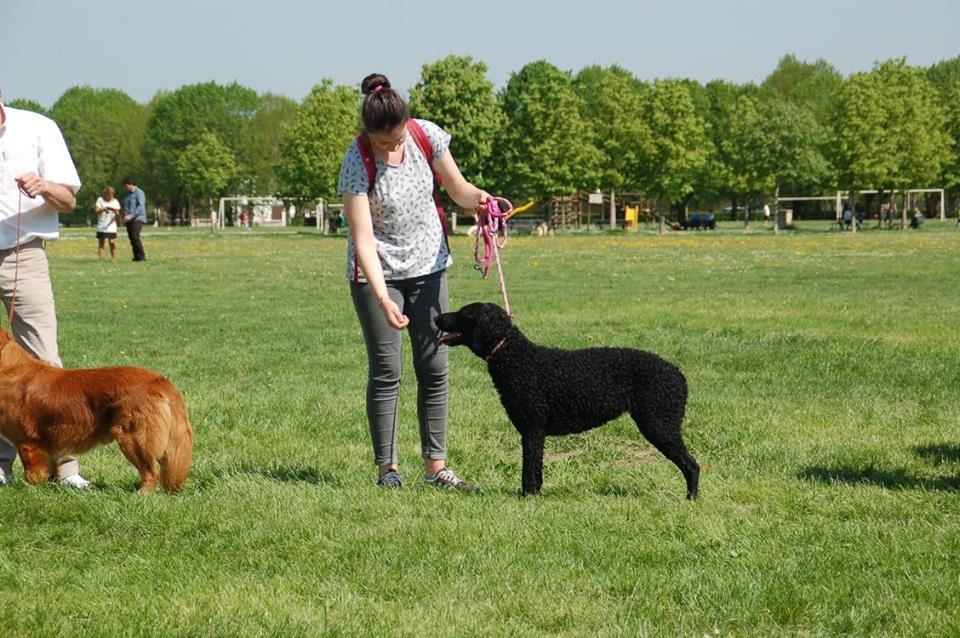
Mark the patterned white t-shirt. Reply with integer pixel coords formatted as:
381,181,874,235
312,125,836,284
338,119,451,281
95,196,121,233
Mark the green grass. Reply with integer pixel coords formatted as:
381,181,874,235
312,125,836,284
1,221,959,636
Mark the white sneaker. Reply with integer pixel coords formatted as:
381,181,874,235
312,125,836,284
424,467,479,492
60,473,92,489
0,473,8,486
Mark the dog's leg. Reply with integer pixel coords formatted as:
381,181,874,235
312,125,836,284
136,467,160,494
114,432,160,494
631,412,700,500
674,447,700,500
521,429,546,496
18,441,54,485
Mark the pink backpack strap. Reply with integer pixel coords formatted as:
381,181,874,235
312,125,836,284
406,120,435,174
356,133,377,194
405,119,449,249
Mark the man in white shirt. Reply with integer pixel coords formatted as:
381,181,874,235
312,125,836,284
0,88,91,488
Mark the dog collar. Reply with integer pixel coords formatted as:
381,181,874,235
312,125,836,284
485,337,507,362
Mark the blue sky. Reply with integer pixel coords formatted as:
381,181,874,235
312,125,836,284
3,0,958,107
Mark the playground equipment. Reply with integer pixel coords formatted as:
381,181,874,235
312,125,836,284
504,200,536,222
548,191,650,231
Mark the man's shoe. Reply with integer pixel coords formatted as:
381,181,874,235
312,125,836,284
60,473,92,489
0,473,8,487
424,467,479,492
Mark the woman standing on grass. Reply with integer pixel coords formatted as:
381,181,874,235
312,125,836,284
94,186,121,262
338,73,490,490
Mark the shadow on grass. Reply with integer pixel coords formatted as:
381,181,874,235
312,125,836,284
800,466,960,491
914,443,960,466
53,465,341,493
800,443,960,491
204,463,341,488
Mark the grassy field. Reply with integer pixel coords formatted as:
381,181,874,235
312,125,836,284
0,221,958,636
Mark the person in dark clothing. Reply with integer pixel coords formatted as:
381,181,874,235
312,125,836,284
122,176,147,261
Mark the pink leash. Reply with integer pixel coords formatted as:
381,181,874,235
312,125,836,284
474,197,514,317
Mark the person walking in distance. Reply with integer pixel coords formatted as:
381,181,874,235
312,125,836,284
122,176,146,261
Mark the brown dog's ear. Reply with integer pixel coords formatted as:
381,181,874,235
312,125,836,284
0,330,9,347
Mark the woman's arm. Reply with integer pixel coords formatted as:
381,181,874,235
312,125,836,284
343,193,409,330
433,151,490,211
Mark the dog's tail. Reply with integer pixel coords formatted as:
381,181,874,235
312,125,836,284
159,392,194,493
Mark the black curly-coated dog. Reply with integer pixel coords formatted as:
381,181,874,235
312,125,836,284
436,302,699,499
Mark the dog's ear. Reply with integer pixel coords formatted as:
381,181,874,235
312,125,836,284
480,303,512,330
466,303,512,352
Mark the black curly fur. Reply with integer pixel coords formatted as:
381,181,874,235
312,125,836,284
436,302,699,499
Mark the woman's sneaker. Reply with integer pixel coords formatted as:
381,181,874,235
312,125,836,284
376,469,403,488
424,467,479,492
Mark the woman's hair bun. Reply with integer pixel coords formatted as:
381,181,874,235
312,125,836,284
359,72,408,132
361,73,391,96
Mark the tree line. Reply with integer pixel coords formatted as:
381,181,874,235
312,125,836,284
10,54,960,224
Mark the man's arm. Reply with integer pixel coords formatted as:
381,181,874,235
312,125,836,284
15,173,76,212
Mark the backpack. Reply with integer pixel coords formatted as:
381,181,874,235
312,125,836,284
353,120,449,281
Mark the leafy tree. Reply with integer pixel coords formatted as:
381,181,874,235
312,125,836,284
639,79,710,210
243,93,299,195
677,78,713,123
143,82,259,221
276,80,359,200
176,132,238,216
926,57,960,208
573,65,652,192
49,86,148,221
408,55,504,191
834,58,951,222
710,89,762,211
701,80,760,212
491,60,601,201
718,94,831,220
5,98,47,116
763,54,844,127
936,85,960,213
926,56,960,95
761,97,832,197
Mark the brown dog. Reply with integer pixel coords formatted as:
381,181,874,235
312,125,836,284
0,330,193,492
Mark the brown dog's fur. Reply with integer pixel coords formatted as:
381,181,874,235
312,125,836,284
0,330,193,492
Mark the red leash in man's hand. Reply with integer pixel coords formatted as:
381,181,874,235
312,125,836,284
473,196,514,317
6,189,23,328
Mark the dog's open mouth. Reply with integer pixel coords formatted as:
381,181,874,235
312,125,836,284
438,331,462,346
